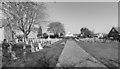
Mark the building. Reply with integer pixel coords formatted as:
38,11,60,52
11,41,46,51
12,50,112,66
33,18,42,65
107,27,120,40
65,32,74,37
46,31,54,38
0,26,4,43
95,33,105,38
73,34,79,38
28,31,38,38
0,9,14,42
0,10,5,42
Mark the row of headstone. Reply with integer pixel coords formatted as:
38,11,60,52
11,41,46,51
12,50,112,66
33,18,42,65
5,38,61,60
7,39,48,60
27,38,61,52
30,42,43,52
27,38,61,45
77,38,119,43
14,38,61,53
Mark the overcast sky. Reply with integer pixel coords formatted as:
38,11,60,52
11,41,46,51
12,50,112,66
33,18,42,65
46,2,118,34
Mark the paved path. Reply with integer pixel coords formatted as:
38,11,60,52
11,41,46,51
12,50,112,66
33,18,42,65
57,39,106,67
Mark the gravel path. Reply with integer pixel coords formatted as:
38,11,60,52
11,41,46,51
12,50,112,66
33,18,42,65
57,39,107,67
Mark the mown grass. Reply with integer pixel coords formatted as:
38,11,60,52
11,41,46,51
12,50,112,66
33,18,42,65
2,39,66,67
75,40,119,68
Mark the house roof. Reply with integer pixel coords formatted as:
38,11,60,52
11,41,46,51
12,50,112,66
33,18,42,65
113,27,120,33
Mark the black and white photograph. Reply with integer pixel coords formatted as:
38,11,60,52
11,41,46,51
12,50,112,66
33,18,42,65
0,0,119,68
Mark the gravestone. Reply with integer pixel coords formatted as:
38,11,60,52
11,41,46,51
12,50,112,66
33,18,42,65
30,42,35,52
15,39,18,43
11,51,17,60
38,43,43,50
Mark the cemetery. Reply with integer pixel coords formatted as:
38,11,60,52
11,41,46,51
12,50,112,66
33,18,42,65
1,38,65,67
1,34,119,68
0,1,119,69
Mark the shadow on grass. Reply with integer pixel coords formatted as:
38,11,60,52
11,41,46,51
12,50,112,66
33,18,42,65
2,39,66,68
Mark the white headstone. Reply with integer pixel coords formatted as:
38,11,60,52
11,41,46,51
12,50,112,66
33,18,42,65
30,42,35,52
11,51,17,60
26,40,28,44
32,39,34,42
38,43,43,50
8,45,12,53
23,45,26,49
16,39,18,43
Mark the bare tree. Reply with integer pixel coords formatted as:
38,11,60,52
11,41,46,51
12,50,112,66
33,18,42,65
1,2,48,41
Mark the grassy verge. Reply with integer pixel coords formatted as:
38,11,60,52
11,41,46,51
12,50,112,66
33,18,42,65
75,40,119,68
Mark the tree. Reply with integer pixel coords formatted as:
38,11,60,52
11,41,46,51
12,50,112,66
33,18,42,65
80,27,94,38
42,33,48,39
1,2,47,41
47,22,65,37
37,26,42,38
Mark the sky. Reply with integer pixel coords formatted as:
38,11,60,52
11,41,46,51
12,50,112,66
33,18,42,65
46,2,118,34
1,0,119,34
31,0,119,2
4,0,119,2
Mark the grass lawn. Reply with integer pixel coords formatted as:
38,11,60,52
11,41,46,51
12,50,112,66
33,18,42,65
75,40,119,68
57,39,107,67
2,39,66,67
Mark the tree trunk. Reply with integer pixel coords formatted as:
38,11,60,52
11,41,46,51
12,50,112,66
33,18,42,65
23,33,28,42
11,31,15,42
